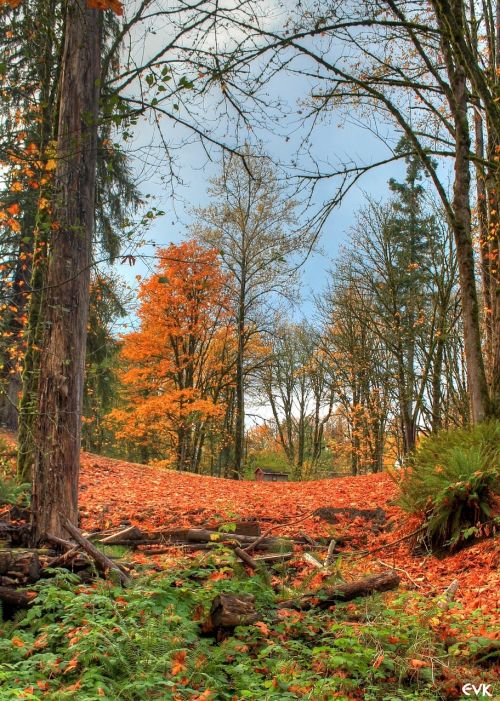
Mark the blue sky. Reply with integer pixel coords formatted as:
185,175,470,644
113,114,406,322
110,16,409,321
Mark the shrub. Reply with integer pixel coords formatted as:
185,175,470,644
0,438,29,507
397,421,500,549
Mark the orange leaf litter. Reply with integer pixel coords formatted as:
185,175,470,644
79,451,499,616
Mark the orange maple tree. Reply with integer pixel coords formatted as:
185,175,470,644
108,241,235,470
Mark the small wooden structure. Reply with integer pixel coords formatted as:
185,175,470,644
254,467,289,482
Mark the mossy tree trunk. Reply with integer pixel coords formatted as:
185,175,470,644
30,0,102,543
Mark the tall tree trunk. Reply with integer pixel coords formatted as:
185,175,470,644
17,0,63,482
451,64,490,422
30,0,102,543
296,402,305,477
433,1,491,421
488,0,500,416
474,111,494,375
233,297,245,479
431,336,445,433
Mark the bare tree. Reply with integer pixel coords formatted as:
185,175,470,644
191,150,312,477
256,322,334,477
210,0,499,420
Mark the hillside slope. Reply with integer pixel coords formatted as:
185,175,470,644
79,452,499,616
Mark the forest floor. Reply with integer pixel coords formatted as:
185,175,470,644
1,435,499,699
79,451,499,619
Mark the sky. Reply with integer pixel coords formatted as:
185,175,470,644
113,118,405,323
109,0,408,323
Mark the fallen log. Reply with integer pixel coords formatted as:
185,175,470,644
278,570,401,610
0,585,36,609
185,529,276,546
202,593,260,637
99,526,144,545
44,534,75,552
98,538,165,547
233,546,258,570
102,530,282,550
61,518,129,585
254,552,293,564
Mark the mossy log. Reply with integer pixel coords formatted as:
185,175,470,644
0,549,41,585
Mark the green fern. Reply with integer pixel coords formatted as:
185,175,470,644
0,476,30,506
398,422,499,549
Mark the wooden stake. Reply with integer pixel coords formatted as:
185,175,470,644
324,539,337,567
437,579,459,610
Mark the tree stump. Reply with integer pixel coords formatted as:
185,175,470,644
202,593,260,638
0,585,37,618
234,521,261,537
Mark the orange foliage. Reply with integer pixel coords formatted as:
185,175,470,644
0,0,123,15
107,241,234,469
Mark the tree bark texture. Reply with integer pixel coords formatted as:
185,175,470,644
31,0,102,543
233,297,246,478
440,17,490,422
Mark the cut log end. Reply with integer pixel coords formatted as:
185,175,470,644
202,593,260,637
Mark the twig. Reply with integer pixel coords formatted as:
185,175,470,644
45,545,81,569
376,559,422,589
299,531,319,547
345,525,427,559
243,511,316,553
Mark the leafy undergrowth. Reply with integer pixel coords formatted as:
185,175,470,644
1,554,498,700
397,422,500,550
0,437,29,507
78,452,499,620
